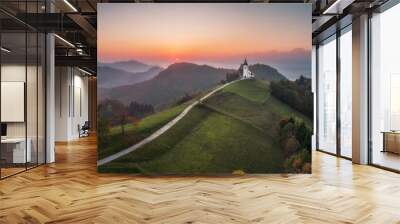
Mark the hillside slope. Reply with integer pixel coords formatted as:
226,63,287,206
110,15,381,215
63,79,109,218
99,79,311,174
249,64,287,81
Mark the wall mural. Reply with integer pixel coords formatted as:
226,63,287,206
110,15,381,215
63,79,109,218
97,3,312,174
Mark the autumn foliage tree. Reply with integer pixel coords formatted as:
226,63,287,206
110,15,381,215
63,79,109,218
98,99,137,135
278,117,312,173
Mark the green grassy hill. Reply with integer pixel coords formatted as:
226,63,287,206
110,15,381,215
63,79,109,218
99,79,311,174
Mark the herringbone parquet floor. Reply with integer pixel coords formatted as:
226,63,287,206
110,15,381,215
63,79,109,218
1,136,400,224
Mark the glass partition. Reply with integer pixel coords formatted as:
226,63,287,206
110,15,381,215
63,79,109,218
1,31,28,177
0,3,46,179
317,35,337,154
370,3,400,171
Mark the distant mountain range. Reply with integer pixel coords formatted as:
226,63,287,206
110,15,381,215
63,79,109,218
99,59,156,73
99,61,286,109
98,66,163,88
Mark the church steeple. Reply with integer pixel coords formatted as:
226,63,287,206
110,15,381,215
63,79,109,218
239,58,254,80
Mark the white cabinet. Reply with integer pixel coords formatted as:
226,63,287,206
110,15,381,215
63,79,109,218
1,138,32,163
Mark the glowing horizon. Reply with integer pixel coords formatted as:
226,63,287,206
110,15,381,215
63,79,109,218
98,3,311,69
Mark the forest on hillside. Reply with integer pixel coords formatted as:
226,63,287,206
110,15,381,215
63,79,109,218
270,76,313,118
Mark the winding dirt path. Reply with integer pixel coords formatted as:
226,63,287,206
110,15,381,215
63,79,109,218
97,80,238,166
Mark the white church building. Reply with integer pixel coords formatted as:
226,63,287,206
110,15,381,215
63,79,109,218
239,59,255,79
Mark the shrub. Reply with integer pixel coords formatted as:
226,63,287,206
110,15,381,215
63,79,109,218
284,149,311,173
232,170,246,175
284,136,301,156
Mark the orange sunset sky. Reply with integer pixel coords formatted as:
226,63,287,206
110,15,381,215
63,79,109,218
98,3,311,75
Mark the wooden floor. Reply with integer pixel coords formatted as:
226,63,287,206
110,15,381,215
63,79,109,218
372,150,400,171
0,136,400,223
1,167,26,178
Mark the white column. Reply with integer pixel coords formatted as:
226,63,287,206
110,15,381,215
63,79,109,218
45,0,56,163
352,14,369,164
46,33,55,163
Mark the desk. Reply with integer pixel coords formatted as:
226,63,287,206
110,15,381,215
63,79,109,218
382,131,400,154
1,138,31,163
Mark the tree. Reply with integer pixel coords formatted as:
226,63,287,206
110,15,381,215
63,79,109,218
226,72,239,82
127,101,154,119
98,99,130,135
295,122,312,151
119,112,128,135
97,116,110,148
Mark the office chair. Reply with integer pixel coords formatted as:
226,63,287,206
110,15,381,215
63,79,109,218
79,121,90,138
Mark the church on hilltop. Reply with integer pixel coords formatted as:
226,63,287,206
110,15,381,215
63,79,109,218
239,58,255,79
225,59,256,82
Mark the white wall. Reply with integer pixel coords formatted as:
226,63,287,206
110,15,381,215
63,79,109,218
55,67,70,141
1,65,37,138
1,63,46,164
1,65,26,141
71,72,89,138
55,67,89,141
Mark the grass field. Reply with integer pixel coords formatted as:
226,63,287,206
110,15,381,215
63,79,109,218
99,79,311,174
222,79,270,103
